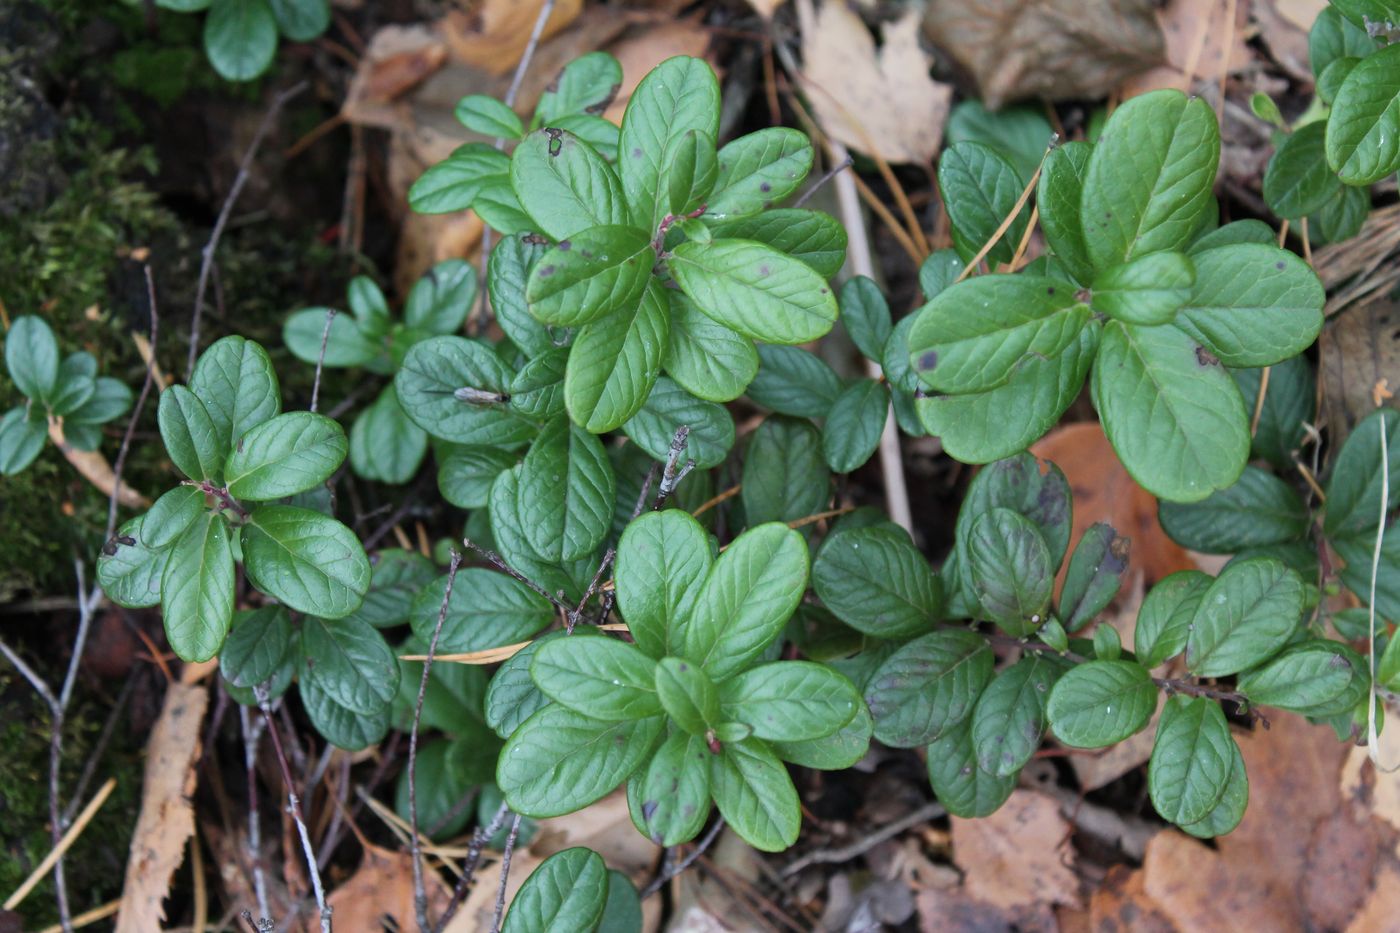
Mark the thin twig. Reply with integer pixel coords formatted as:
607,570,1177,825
462,538,572,614
780,802,943,877
489,815,524,933
434,801,511,931
641,817,726,898
1250,365,1272,437
189,82,308,379
503,1,555,111
411,550,462,932
61,673,136,826
0,637,59,711
654,426,695,509
953,140,1055,283
106,266,159,540
240,706,271,923
310,308,336,414
793,155,852,209
257,684,332,933
1368,411,1395,769
566,547,615,633
3,777,117,912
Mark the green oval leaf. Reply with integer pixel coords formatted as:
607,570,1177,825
511,129,628,240
971,654,1066,777
864,630,992,747
707,127,813,220
532,635,661,721
408,567,553,653
747,344,844,419
1159,465,1309,553
189,336,281,451
938,141,1029,266
664,291,758,403
639,731,711,846
4,315,59,402
1147,695,1235,826
518,416,615,562
141,485,206,550
813,526,942,638
455,94,524,139
564,279,669,431
709,737,799,852
241,505,371,619
204,0,277,81
616,510,713,660
1134,570,1211,669
1237,639,1359,712
224,412,346,500
158,385,226,483
967,508,1054,637
299,615,400,715
1326,43,1400,185
622,377,734,469
395,336,533,446
718,661,861,742
1046,659,1157,748
1185,556,1304,677
742,417,830,527
1091,251,1195,326
160,512,236,662
526,225,654,328
98,516,170,609
618,56,720,231
704,209,847,279
502,847,608,933
669,239,838,344
1036,141,1094,285
1263,121,1342,219
822,378,889,474
220,606,292,689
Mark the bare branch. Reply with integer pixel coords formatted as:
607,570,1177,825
106,266,159,541
435,801,511,931
240,705,271,923
642,817,726,898
462,538,572,614
310,307,336,413
490,814,524,933
653,426,694,509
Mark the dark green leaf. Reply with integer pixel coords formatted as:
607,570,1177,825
1230,356,1314,469
1186,557,1305,677
918,250,967,302
509,348,568,421
709,737,800,852
1046,659,1157,748
639,730,711,845
1325,43,1400,184
1134,570,1211,668
813,527,941,638
670,239,838,344
1148,695,1235,826
404,259,477,335
532,634,661,721
0,408,47,474
241,505,371,619
220,606,292,689
1189,220,1276,253
350,549,437,629
839,276,892,363
704,210,847,279
971,654,1065,776
300,615,399,715
1180,735,1247,838
707,128,812,220
770,702,873,770
408,567,553,654
1324,407,1400,538
455,94,523,139
822,378,889,473
654,129,717,229
408,144,512,215
654,656,719,735
967,508,1054,636
926,716,1017,818
161,512,236,662
395,336,533,446
864,630,992,747
5,315,58,402
158,385,226,482
66,377,131,426
300,676,389,750
438,445,515,509
1059,523,1130,632
204,0,277,81
488,465,584,603
1238,639,1359,712
1309,180,1369,244
718,661,860,741
350,385,427,484
502,847,608,933
526,225,653,328
747,345,844,419
1310,6,1379,78
394,737,477,840
956,451,1074,568
97,516,169,609
534,52,622,124
1263,122,1342,219
615,511,712,659
517,416,615,562
665,291,758,403
189,336,281,452
938,141,1029,266
269,0,328,41
946,101,1051,182
141,485,205,550
1036,141,1094,285
224,412,345,500
623,377,734,469
742,417,829,527
1159,466,1308,553
284,306,379,369
50,352,96,416
485,635,554,739
564,279,668,431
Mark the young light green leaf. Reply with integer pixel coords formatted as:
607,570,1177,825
350,385,427,485
1134,570,1211,668
408,567,553,653
189,336,281,451
1325,43,1400,185
971,654,1065,776
822,378,889,474
664,291,758,402
517,416,615,562
839,276,893,363
534,52,622,124
501,847,608,933
1263,122,1342,220
742,417,829,527
704,209,848,279
498,705,664,817
526,224,653,328
98,516,169,609
653,656,719,735
408,143,512,214
967,508,1054,637
746,344,844,419
1059,523,1130,632
706,127,813,220
1186,556,1304,677
1092,321,1249,503
1046,659,1157,748
1237,639,1358,712
455,94,523,139
916,324,1098,464
224,412,346,500
864,630,993,747
709,737,800,852
511,128,628,239
564,279,668,432
1081,90,1220,268
670,239,838,344
908,275,1089,394
813,527,942,638
719,661,861,742
220,606,292,689
5,315,59,402
241,505,371,619
158,385,226,482
1148,695,1235,826
1173,244,1323,367
1090,251,1195,326
160,512,236,662
927,717,1017,818
141,485,205,550
395,336,533,446
623,377,734,469
532,635,661,721
618,56,720,231
639,731,711,846
204,0,277,81
1158,466,1308,553
616,510,713,659
299,615,399,715
938,141,1029,266
1324,407,1400,538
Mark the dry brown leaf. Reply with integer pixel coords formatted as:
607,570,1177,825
1089,864,1176,932
47,420,147,509
1069,706,1159,792
1120,0,1253,97
1346,857,1400,933
1320,300,1400,452
1301,809,1381,930
950,789,1080,912
799,1,952,164
1139,832,1293,931
341,24,449,131
746,0,788,17
440,0,584,74
325,844,453,933
114,682,208,932
923,0,1163,108
1274,0,1329,30
1253,0,1315,82
601,19,716,125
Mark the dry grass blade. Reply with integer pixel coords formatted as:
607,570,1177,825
4,778,118,910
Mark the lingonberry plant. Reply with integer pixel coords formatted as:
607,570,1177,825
53,36,1391,930
159,0,331,81
0,315,133,475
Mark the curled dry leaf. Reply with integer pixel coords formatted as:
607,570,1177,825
798,1,952,164
922,0,1163,108
47,420,148,509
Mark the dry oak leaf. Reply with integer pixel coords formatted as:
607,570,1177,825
440,0,584,74
325,844,452,933
923,0,1164,108
798,0,952,164
950,789,1080,912
1120,0,1253,99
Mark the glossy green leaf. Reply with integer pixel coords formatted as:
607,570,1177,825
1324,407,1400,538
864,630,992,747
1263,122,1341,219
742,417,829,527
971,654,1065,776
618,56,720,231
404,259,476,335
141,485,205,550
5,315,59,402
813,526,941,638
1309,180,1369,244
770,702,873,771
670,239,838,344
408,567,553,654
947,101,1051,182
638,731,711,846
615,511,711,660
967,508,1054,636
822,378,888,474
653,129,717,228
839,276,892,362
224,412,345,500
1090,251,1195,326
189,336,281,451
350,385,427,484
653,656,719,735
158,385,226,482
709,737,800,852
1189,220,1276,254
526,225,653,328
1180,734,1247,838
1046,659,1157,748
938,141,1029,266
1326,43,1400,184
517,417,614,562
564,280,668,432
270,0,328,41
719,661,860,742
1159,466,1308,553
499,705,664,817
283,308,378,369
1186,557,1304,677
97,516,169,609
956,452,1074,569
1310,6,1380,78
623,377,734,469
704,209,847,279
395,336,533,446
484,641,553,741
1134,570,1211,668
534,52,622,124
408,143,512,215
1037,141,1095,285
532,635,661,721
1081,90,1220,268
511,128,628,240
502,847,608,933
299,615,399,715
204,0,277,81
241,505,370,619
746,344,844,419
707,127,812,220
681,522,809,683
1238,639,1359,712
927,717,1017,818
909,275,1089,394
488,465,584,603
1148,695,1235,826
509,348,568,421
1059,523,1130,632
160,512,236,662
1092,321,1249,503
66,377,132,426
664,291,758,402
